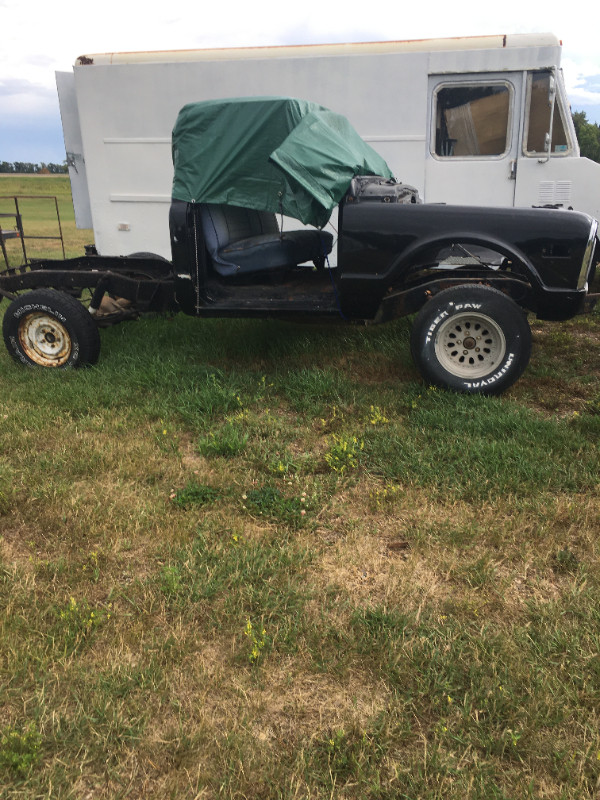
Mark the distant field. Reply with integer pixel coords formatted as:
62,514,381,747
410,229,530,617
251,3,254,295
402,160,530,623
0,186,599,798
0,174,93,263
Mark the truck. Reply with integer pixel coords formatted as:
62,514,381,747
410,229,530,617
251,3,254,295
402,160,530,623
55,32,600,261
1,96,598,396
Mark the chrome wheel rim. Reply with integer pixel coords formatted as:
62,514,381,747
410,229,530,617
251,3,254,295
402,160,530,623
434,312,506,379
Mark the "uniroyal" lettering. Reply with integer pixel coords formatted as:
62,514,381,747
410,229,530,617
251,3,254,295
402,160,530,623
464,353,515,388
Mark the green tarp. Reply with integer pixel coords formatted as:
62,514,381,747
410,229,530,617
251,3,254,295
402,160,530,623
171,96,393,228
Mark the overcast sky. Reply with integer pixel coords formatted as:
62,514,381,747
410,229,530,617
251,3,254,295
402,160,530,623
1,0,599,163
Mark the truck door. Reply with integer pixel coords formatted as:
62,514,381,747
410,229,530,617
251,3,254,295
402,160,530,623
56,71,93,229
424,72,523,206
513,70,600,221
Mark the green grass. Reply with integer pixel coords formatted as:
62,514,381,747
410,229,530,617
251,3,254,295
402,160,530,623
0,174,92,262
1,191,600,797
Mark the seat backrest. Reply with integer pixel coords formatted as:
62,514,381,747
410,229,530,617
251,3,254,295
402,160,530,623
201,204,278,252
199,204,284,276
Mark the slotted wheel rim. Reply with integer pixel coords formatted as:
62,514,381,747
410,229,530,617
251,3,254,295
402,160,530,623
18,312,72,366
434,312,506,379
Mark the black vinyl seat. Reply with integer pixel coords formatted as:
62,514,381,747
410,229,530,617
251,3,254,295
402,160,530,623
200,204,333,277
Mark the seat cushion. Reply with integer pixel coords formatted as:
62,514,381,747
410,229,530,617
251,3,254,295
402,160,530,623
201,204,333,277
221,229,333,275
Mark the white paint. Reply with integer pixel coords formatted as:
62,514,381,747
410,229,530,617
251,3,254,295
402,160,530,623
56,33,600,259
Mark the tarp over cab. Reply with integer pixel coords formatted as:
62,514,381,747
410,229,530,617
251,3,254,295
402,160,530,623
171,96,394,229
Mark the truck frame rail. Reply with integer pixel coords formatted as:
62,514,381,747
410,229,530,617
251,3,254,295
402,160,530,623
0,254,175,311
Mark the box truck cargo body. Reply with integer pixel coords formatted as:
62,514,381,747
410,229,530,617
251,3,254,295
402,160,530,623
56,33,600,260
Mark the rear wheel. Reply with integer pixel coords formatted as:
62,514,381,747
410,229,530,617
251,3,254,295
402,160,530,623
128,251,169,261
2,289,101,368
410,285,531,394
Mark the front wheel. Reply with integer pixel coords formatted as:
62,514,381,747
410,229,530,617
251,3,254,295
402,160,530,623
2,289,101,368
410,285,531,395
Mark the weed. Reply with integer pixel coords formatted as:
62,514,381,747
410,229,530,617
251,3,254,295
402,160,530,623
244,618,268,664
324,433,364,474
267,452,298,476
0,724,42,777
171,481,220,509
368,481,403,511
81,549,103,583
55,596,111,653
366,405,389,426
318,403,345,433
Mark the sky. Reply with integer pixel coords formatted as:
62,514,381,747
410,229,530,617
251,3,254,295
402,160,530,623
1,0,599,164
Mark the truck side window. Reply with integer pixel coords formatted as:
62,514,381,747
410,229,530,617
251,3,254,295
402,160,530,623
524,71,569,155
434,84,511,157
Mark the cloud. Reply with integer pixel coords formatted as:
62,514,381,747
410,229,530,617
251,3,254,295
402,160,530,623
2,0,600,157
581,75,600,94
0,78,53,98
562,58,600,114
0,78,58,117
24,55,56,68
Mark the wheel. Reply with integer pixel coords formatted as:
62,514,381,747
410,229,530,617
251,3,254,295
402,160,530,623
2,289,101,368
410,285,531,395
128,252,170,262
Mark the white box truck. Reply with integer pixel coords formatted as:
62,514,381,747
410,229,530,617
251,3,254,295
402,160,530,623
56,32,600,260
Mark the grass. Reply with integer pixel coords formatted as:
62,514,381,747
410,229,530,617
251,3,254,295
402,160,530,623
1,181,600,797
0,174,92,262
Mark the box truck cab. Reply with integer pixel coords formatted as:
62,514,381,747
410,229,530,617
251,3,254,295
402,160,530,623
57,33,600,260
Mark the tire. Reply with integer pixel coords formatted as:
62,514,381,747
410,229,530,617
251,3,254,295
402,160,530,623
2,289,101,368
128,251,170,262
410,285,531,395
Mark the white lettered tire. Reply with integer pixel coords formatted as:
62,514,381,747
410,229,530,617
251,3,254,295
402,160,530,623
410,285,531,395
2,289,101,368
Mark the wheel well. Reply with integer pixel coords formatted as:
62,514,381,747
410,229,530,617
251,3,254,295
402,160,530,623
392,239,535,311
393,235,537,281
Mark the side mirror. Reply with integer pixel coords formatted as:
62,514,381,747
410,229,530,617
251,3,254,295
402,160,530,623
538,71,557,162
548,74,556,105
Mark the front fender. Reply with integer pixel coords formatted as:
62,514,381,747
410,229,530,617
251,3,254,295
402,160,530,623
338,202,595,319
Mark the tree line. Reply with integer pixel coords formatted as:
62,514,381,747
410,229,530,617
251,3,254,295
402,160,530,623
0,162,68,174
572,112,600,163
